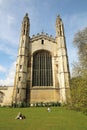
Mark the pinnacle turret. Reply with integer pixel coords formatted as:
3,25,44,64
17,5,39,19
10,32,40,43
56,15,64,37
21,13,30,36
12,13,30,104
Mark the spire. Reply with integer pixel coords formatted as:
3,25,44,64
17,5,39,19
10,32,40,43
23,13,29,21
56,15,64,37
21,13,30,36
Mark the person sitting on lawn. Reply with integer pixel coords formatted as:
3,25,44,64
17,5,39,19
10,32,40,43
15,112,26,119
47,107,51,112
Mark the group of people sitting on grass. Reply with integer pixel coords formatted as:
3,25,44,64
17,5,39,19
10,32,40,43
15,107,51,120
15,112,26,120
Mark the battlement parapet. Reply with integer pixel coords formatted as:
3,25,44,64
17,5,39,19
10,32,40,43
30,32,56,43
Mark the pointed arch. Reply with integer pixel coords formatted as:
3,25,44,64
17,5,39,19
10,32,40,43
0,91,5,103
32,50,53,86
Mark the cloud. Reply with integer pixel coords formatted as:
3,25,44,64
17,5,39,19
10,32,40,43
0,61,16,86
62,12,87,73
0,11,18,45
0,0,2,4
0,43,17,58
0,11,19,58
0,65,6,73
64,12,87,35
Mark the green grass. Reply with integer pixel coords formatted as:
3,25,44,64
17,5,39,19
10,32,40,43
0,107,87,130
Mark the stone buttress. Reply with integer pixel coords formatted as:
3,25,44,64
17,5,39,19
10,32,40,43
12,13,30,104
56,15,70,103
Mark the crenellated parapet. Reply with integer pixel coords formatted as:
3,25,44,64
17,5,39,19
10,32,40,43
0,87,8,90
30,32,56,43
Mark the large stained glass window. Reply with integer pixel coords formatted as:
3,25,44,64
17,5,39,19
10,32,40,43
32,50,53,86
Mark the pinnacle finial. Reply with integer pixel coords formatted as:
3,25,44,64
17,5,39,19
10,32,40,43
57,14,62,20
23,13,29,21
56,14,62,22
41,29,44,34
57,14,60,18
25,13,28,17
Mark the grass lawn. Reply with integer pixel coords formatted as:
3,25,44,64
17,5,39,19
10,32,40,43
0,107,87,130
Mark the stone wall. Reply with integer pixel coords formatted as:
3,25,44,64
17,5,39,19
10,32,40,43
30,88,59,103
0,87,13,106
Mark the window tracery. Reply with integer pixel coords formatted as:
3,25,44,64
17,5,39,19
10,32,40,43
32,51,53,86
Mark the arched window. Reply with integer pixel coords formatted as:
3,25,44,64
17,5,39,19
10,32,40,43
32,50,53,86
0,91,4,103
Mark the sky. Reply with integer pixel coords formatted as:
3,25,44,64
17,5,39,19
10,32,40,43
0,0,87,86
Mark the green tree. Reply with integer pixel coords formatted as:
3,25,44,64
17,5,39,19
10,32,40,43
70,27,87,113
70,77,87,110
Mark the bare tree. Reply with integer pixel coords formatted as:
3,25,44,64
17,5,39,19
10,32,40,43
70,28,87,113
73,27,87,77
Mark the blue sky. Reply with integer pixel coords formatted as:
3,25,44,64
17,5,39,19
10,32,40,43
0,0,87,85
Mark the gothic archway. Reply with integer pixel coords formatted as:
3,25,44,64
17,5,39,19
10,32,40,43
32,50,53,86
0,91,5,103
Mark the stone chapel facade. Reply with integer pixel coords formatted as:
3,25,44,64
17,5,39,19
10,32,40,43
12,13,70,105
0,13,70,106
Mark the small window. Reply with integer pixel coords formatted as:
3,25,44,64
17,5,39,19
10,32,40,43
0,92,4,103
20,65,22,69
20,56,22,59
20,65,22,71
17,88,19,94
19,77,21,81
41,40,44,44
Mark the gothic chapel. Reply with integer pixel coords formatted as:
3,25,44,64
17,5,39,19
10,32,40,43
12,13,70,105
